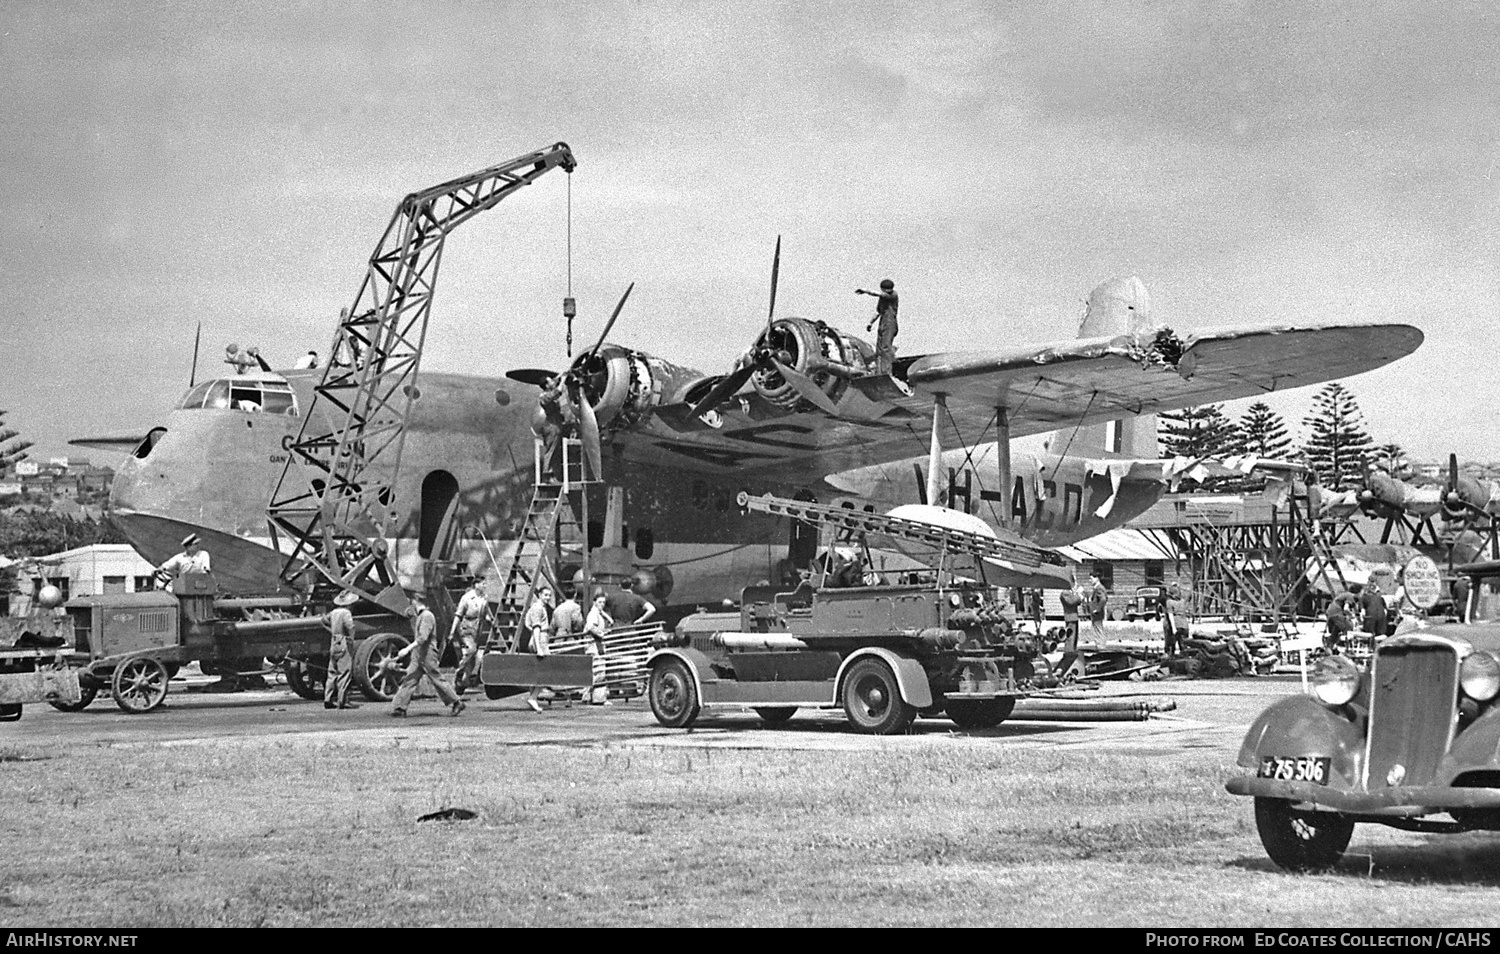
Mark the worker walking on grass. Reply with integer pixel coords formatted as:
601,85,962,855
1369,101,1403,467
324,590,360,710
450,578,486,693
391,592,465,718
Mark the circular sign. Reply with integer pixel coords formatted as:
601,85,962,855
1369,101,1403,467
1402,555,1443,610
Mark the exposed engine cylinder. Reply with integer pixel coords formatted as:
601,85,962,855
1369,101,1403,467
568,345,704,433
751,317,872,411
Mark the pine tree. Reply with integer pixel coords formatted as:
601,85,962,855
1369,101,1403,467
1238,402,1292,459
1159,404,1242,490
0,411,31,475
1301,383,1375,490
1374,442,1410,478
1159,404,1241,459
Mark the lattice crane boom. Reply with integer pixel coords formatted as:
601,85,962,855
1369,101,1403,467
267,143,577,612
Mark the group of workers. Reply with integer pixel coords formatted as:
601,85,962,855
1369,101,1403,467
1323,578,1403,654
519,580,657,712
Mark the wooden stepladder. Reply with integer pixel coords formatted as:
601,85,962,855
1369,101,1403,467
488,436,598,650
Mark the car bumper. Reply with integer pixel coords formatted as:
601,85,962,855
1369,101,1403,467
1227,775,1500,817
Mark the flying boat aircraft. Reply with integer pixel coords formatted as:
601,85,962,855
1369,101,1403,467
86,271,1423,611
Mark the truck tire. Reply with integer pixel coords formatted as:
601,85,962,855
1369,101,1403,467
111,656,170,713
354,633,409,702
284,658,328,701
841,658,915,735
755,706,797,727
49,685,98,713
649,658,700,729
945,698,1015,729
1253,797,1353,872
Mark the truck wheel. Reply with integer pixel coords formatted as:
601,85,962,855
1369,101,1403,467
1253,797,1354,872
284,658,328,701
0,703,20,722
354,633,409,702
755,706,797,727
841,658,915,735
111,657,170,713
649,659,699,729
945,698,1016,729
49,685,98,713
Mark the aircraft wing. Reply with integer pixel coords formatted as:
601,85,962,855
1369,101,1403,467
68,435,147,453
618,321,1421,483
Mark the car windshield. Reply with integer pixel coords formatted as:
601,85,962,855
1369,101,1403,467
1472,576,1500,624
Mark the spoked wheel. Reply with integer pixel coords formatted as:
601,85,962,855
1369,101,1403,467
49,683,99,713
1253,797,1354,872
755,706,797,727
945,698,1016,730
284,658,328,701
111,656,170,713
649,659,700,728
841,658,915,735
354,633,409,702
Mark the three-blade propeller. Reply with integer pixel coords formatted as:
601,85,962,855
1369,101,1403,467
688,237,840,420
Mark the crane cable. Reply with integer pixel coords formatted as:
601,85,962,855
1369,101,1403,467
566,173,574,358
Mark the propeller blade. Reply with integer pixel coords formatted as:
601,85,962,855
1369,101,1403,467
189,321,202,387
769,357,840,416
688,364,757,419
584,282,635,361
577,394,603,479
766,236,781,340
506,368,558,387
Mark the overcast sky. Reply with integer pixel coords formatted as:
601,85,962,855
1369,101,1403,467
2,0,1496,466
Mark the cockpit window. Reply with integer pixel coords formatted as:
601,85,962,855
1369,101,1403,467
175,378,298,416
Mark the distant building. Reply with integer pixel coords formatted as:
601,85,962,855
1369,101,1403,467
13,462,38,477
25,544,157,603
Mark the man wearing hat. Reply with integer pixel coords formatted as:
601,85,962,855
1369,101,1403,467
155,534,211,591
324,590,360,710
856,279,902,378
390,592,465,718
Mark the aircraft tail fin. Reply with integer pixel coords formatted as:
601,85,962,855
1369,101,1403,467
1043,276,1159,459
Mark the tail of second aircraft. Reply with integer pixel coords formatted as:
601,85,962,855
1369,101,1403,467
1042,275,1159,460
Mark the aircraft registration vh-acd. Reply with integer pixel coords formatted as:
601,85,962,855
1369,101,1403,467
89,271,1422,611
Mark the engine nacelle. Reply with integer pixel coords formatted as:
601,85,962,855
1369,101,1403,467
569,345,705,433
751,317,873,411
1446,476,1500,520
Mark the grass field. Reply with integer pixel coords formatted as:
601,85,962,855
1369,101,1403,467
4,726,1500,928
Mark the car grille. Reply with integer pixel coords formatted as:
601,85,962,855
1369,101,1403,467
1365,643,1458,789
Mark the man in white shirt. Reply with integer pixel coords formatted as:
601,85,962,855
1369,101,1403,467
155,534,211,591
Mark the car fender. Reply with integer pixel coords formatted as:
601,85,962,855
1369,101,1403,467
836,647,933,709
1439,705,1500,784
645,647,715,701
1236,694,1364,787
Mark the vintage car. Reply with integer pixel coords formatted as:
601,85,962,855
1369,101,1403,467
1226,559,1500,871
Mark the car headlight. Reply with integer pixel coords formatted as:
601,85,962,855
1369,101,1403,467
1310,654,1361,707
1461,651,1500,702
